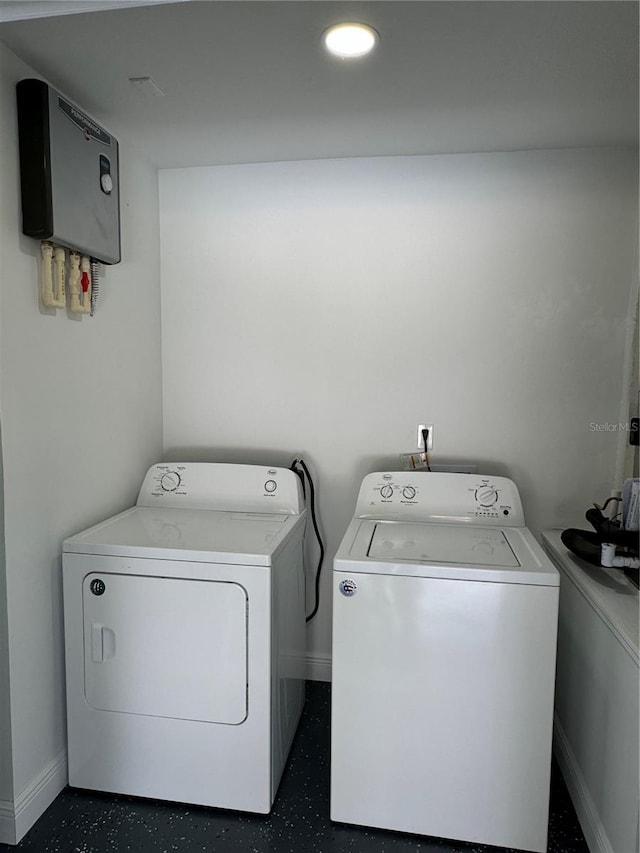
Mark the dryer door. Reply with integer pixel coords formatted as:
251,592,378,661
83,572,247,724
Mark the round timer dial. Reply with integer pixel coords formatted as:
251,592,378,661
475,486,498,507
402,486,416,500
380,485,394,499
161,471,181,492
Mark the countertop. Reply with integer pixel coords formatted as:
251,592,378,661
542,529,639,666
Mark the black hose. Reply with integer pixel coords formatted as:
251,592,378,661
290,458,325,622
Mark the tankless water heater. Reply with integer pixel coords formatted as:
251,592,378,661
17,79,121,265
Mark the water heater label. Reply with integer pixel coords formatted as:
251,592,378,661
58,96,112,146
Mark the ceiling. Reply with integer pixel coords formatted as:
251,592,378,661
0,1,183,22
0,1,637,169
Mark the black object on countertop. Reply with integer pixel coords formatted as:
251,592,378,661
561,501,638,583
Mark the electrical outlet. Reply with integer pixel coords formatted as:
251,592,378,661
417,424,433,450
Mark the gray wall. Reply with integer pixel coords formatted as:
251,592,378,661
0,419,12,807
159,150,638,670
0,41,163,839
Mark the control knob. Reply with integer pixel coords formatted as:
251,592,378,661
161,471,181,492
380,485,394,499
475,486,498,507
402,486,416,500
264,480,277,493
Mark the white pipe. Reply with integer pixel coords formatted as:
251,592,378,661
52,245,66,308
69,251,82,313
69,252,90,314
601,542,640,569
80,255,92,313
40,241,55,307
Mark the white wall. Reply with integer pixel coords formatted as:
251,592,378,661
160,150,638,668
0,47,17,816
0,42,163,842
0,422,11,808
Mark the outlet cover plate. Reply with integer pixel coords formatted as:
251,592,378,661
417,424,433,450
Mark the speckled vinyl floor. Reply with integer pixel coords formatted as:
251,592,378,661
1,682,587,853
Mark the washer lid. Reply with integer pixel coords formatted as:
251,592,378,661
63,505,304,565
336,519,559,585
368,522,520,567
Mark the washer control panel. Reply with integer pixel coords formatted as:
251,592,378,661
355,472,525,526
137,463,304,514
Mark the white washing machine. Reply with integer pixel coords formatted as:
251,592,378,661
331,472,559,853
63,462,307,813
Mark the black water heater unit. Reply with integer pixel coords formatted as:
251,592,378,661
16,79,121,265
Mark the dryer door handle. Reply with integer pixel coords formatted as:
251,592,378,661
91,623,104,662
91,624,116,663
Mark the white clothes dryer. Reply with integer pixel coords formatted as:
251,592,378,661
63,462,307,813
331,472,559,853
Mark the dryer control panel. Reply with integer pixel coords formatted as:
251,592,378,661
355,472,525,526
137,463,304,515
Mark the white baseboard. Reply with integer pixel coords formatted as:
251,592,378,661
0,799,16,845
553,715,613,853
305,653,332,682
0,661,330,845
0,749,67,846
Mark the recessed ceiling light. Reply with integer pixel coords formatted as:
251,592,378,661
322,22,379,59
